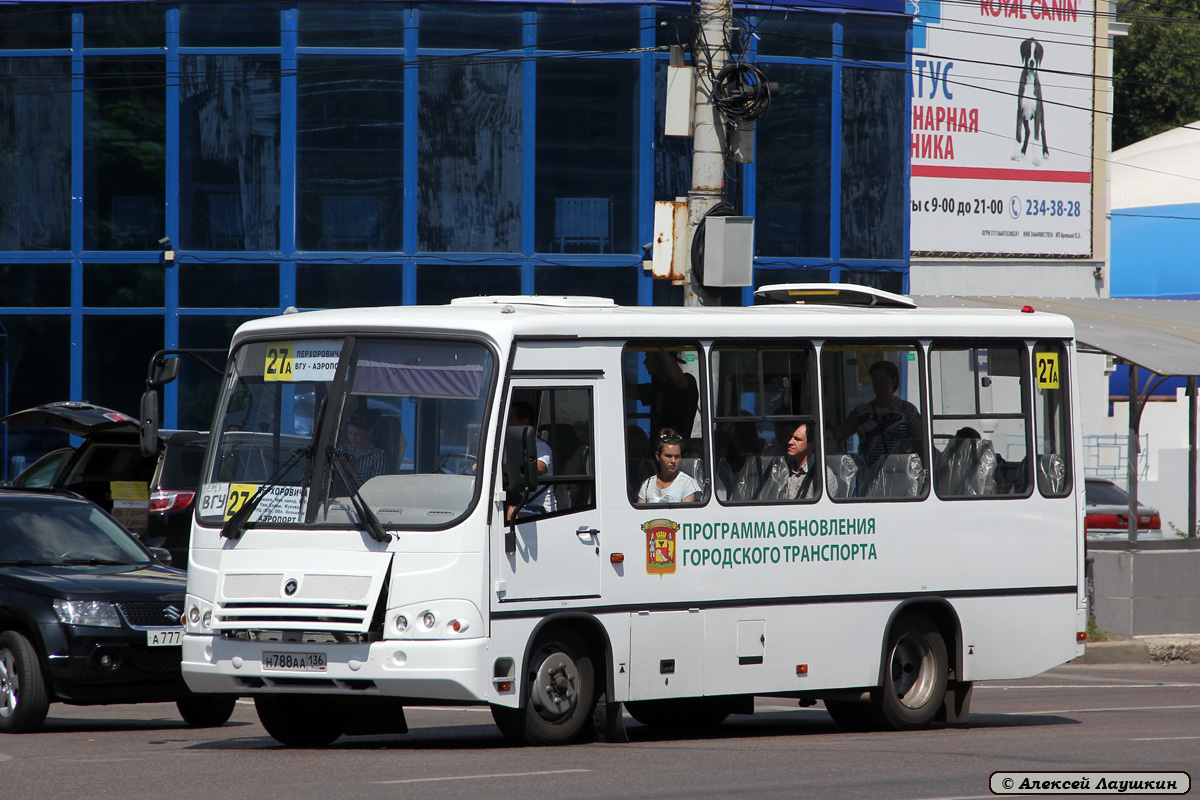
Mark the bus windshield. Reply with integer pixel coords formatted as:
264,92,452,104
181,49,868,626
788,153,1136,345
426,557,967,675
197,337,495,530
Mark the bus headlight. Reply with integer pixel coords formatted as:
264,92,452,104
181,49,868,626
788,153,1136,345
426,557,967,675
421,611,436,629
394,614,408,633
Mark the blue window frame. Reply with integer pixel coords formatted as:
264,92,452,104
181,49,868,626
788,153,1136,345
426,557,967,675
0,1,910,475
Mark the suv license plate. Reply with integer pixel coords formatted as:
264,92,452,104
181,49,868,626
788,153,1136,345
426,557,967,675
147,629,182,647
262,652,327,672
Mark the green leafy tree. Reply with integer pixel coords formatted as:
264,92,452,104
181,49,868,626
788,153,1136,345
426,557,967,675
1114,0,1200,150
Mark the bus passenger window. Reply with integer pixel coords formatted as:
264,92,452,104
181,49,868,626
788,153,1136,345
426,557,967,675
712,343,817,504
822,343,927,500
929,343,1029,499
1033,342,1072,497
622,343,707,504
506,387,596,518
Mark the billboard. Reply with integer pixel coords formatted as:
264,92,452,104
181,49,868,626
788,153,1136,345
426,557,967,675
909,0,1094,256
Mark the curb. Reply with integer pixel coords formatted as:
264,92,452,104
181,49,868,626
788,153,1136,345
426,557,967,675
1073,635,1200,665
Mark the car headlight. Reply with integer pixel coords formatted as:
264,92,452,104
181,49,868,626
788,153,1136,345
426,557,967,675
52,599,123,628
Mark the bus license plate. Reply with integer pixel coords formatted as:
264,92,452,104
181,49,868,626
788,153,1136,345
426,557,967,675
147,629,182,647
262,652,327,672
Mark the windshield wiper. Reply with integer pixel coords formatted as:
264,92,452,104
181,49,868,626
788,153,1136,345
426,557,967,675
222,396,328,540
325,444,389,544
61,557,128,566
221,445,310,540
0,559,60,566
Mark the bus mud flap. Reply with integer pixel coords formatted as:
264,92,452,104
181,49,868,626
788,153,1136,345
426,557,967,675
941,681,973,727
592,693,629,743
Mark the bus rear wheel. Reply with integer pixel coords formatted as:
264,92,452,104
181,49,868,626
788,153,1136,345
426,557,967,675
871,612,948,731
254,695,351,746
493,626,595,746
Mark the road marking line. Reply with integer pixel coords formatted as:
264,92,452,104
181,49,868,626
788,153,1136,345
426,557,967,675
1007,704,1200,715
0,753,11,763
979,684,1200,690
373,769,591,785
1131,735,1200,741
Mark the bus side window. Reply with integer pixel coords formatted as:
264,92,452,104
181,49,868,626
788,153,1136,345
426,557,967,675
929,342,1029,499
1033,342,1072,497
508,387,596,518
822,343,928,501
622,343,707,504
712,342,817,504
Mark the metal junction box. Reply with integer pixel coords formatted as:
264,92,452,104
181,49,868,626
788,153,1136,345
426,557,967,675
702,216,754,287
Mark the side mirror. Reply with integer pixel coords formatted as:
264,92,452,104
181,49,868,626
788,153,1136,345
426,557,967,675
150,356,180,387
148,546,172,567
503,425,538,492
139,389,160,458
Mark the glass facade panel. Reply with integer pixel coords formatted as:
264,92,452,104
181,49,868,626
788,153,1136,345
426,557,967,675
83,316,164,417
85,4,164,49
0,5,70,49
300,3,407,48
0,264,69,306
0,57,70,251
0,315,69,411
1,314,70,477
538,7,640,52
180,55,281,251
419,3,522,50
83,264,164,307
755,64,831,258
655,5,691,49
178,315,248,430
180,263,277,308
536,60,637,254
756,11,833,59
841,67,905,260
417,264,519,304
418,59,522,252
297,264,403,309
842,270,905,293
534,266,638,306
298,56,403,252
180,3,280,48
843,15,907,63
84,58,166,251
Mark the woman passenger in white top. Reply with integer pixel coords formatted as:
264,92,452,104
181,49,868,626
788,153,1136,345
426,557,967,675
638,428,700,504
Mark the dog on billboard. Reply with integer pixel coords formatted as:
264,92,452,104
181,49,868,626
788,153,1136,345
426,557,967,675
1012,37,1050,166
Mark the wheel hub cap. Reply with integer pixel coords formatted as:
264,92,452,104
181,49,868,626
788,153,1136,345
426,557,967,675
0,649,18,719
531,652,579,723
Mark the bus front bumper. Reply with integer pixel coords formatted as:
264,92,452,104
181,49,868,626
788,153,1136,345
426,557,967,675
182,634,492,703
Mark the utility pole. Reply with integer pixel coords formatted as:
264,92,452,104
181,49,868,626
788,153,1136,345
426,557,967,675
685,0,731,307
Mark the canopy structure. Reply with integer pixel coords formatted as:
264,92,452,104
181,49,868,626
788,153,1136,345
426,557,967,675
912,296,1200,377
913,295,1200,545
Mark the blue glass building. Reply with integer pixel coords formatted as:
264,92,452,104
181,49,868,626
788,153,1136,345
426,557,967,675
0,0,910,472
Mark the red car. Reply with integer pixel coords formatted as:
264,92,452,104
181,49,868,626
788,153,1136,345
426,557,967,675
1084,478,1162,541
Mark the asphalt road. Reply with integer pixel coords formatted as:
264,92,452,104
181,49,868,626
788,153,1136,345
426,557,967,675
1,663,1197,800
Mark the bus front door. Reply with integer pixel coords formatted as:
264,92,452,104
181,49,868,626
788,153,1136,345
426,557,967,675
496,381,601,602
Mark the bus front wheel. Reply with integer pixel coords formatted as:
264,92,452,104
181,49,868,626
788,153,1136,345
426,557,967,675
871,612,948,731
254,695,351,746
492,626,596,746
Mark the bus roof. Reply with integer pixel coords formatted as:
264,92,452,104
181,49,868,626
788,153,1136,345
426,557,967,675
231,295,1076,349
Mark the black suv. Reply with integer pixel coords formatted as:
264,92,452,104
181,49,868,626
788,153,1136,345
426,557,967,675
0,489,234,732
1,403,207,568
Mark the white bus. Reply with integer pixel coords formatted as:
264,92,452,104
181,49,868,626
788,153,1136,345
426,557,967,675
181,285,1086,746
